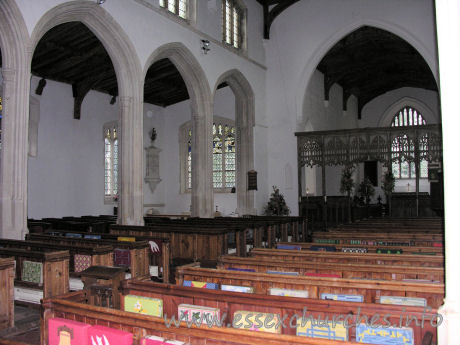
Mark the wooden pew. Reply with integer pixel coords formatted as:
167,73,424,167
144,215,306,247
143,217,282,249
218,255,444,282
118,279,438,344
276,241,443,254
312,232,443,247
110,224,238,261
0,258,15,330
0,248,69,303
250,248,444,267
0,239,113,276
41,290,360,345
26,234,150,280
32,229,171,282
175,263,445,308
35,216,115,234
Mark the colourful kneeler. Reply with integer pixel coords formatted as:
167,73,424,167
48,318,91,345
233,310,281,334
88,325,133,345
356,324,413,345
183,280,219,289
297,319,348,341
124,295,163,317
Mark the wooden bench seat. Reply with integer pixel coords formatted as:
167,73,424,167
218,255,444,282
0,239,113,277
0,258,15,330
0,248,69,303
250,248,444,267
25,234,150,280
312,232,443,247
41,289,362,345
176,262,444,308
277,241,443,254
30,230,171,282
117,279,438,344
110,224,240,260
142,217,295,248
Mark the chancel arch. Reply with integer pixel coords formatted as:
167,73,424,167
29,1,143,225
297,21,439,126
143,42,213,217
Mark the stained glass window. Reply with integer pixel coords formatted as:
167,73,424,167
160,0,188,19
184,118,236,192
391,107,428,179
104,123,119,201
223,0,242,49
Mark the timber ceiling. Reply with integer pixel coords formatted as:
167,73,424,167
29,22,192,108
316,26,438,117
256,0,300,39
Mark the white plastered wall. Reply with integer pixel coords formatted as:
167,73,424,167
26,77,119,218
7,0,268,217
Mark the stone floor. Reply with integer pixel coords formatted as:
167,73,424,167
0,305,40,345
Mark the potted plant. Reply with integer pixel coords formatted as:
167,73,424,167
357,177,375,206
264,186,290,216
339,164,355,222
382,170,395,216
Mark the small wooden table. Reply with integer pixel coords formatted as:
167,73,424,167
80,266,126,309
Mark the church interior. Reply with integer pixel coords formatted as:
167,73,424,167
0,0,458,344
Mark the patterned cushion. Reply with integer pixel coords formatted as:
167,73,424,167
74,254,92,273
297,319,348,340
356,324,413,345
114,248,131,267
182,280,219,290
305,272,341,278
22,260,42,285
309,245,336,252
227,267,255,272
276,244,302,250
266,270,299,276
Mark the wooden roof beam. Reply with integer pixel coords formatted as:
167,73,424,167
261,0,300,39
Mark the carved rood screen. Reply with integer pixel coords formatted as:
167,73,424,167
296,125,442,168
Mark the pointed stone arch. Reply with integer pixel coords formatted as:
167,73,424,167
30,1,144,225
297,20,439,128
213,69,255,215
0,0,31,239
144,42,213,217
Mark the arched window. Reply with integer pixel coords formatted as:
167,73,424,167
222,0,244,49
181,117,236,192
160,0,188,19
391,106,428,179
104,122,119,202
